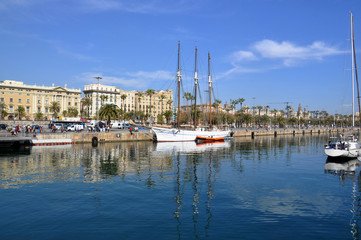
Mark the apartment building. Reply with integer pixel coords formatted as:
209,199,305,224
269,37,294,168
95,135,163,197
83,83,121,117
136,89,173,121
0,80,81,120
83,83,173,120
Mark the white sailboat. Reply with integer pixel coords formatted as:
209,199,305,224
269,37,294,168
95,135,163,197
152,42,230,142
325,135,361,158
324,12,361,158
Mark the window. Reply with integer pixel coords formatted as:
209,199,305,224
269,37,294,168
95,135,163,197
18,99,22,103
45,107,48,113
45,100,48,104
68,102,71,106
19,93,22,95
10,98,13,102
38,100,41,104
9,106,13,112
0,98,3,102
27,99,30,103
27,93,30,96
10,92,13,95
0,92,4,94
37,107,41,113
26,106,30,113
75,102,77,106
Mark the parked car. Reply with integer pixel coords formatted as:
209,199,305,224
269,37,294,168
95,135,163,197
66,124,83,132
0,124,8,130
54,123,63,130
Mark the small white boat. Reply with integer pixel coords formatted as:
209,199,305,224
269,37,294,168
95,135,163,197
324,135,361,158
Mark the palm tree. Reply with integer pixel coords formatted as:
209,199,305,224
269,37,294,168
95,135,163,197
285,105,292,119
16,106,26,120
167,99,173,111
146,89,155,122
238,98,245,111
62,110,68,117
49,101,60,120
137,93,143,113
100,95,108,106
163,110,173,124
35,112,44,120
121,94,127,114
99,104,119,126
82,97,92,118
183,92,192,106
264,105,270,116
0,103,7,119
159,94,166,119
68,107,78,117
232,99,238,111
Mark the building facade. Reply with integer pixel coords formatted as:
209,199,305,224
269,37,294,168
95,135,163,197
136,89,173,122
83,84,121,117
83,83,173,121
0,80,81,120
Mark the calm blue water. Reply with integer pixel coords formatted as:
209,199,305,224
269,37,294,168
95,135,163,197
0,135,360,240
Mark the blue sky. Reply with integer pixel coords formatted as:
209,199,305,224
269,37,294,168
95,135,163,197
1,0,361,115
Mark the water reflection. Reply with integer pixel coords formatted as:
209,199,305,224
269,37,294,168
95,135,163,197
324,157,361,239
1,134,358,239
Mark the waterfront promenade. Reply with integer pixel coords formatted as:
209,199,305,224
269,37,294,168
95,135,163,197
0,127,358,146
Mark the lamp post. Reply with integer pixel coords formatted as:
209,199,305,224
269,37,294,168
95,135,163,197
93,76,102,120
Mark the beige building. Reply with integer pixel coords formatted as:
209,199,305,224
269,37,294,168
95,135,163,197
83,83,173,121
83,83,121,117
136,89,173,121
0,80,81,120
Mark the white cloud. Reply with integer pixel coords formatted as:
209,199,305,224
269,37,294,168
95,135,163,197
224,39,343,77
252,39,342,62
231,50,258,62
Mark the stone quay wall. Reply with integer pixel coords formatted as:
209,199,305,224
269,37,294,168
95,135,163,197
35,131,154,143
32,128,357,144
232,128,358,138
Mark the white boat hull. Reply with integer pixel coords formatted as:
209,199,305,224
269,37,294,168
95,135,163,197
152,127,230,142
324,148,361,158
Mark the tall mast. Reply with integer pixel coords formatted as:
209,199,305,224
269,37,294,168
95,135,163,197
351,13,361,128
193,46,198,129
208,52,212,129
177,41,182,128
351,12,355,127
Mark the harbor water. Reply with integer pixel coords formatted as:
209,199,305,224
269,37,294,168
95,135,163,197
0,134,360,239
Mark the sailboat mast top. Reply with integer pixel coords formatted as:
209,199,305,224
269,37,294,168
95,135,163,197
208,52,212,129
194,46,198,129
351,12,355,127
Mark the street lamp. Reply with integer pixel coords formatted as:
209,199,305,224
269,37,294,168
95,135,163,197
93,76,102,120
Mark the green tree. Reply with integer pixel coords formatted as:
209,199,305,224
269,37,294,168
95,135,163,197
16,106,26,120
238,98,245,111
35,112,44,120
241,113,253,127
99,104,119,126
121,94,127,114
0,103,7,120
146,89,156,123
157,114,165,124
163,110,173,124
82,97,92,118
50,101,60,120
67,107,79,117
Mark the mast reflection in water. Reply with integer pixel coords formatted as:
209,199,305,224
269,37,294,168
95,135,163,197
1,135,361,239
